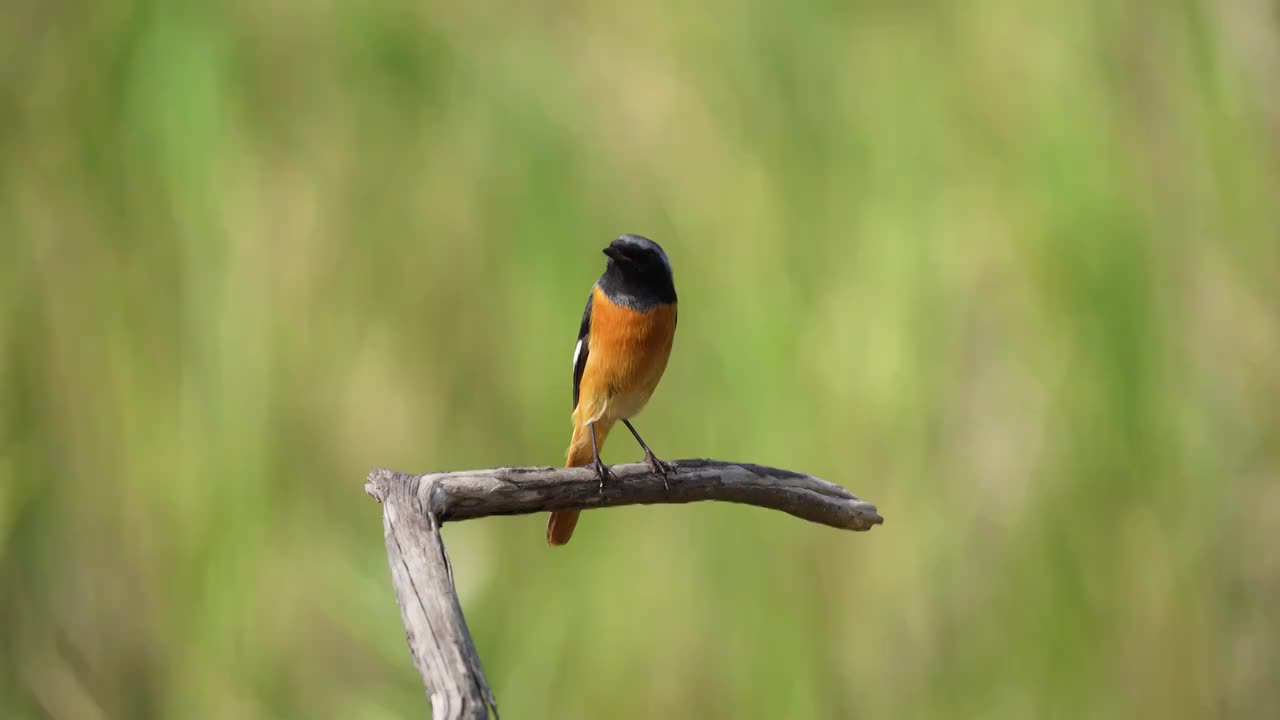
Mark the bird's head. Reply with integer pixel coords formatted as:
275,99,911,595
602,234,672,279
598,234,677,309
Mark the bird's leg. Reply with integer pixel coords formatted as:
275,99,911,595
622,419,672,492
589,421,611,494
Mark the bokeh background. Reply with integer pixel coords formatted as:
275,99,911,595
3,1,1279,718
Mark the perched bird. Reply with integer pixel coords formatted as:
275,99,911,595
547,234,678,546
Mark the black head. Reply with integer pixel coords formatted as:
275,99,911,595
597,234,677,310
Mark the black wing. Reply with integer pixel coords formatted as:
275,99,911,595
572,291,593,410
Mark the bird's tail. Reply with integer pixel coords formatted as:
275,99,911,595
547,418,614,546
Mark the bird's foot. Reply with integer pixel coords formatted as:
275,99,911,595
643,450,673,492
593,458,613,495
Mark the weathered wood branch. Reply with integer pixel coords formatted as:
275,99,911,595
370,473,499,719
367,459,884,530
366,459,883,719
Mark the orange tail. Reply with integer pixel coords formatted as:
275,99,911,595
547,419,614,546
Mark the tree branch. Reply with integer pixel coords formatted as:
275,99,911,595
365,459,883,719
371,473,499,719
366,458,883,531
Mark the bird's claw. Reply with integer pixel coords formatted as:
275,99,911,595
593,459,613,495
644,450,673,492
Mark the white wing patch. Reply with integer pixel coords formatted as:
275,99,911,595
572,337,584,370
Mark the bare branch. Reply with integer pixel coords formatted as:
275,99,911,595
373,475,498,720
365,459,883,718
366,458,884,532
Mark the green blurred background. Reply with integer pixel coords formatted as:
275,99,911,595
2,1,1278,718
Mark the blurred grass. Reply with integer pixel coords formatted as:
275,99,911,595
2,0,1279,718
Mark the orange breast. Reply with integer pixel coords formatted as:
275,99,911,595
575,285,677,424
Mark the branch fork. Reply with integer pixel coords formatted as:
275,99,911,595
366,459,883,719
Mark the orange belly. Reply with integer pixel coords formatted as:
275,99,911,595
574,285,677,426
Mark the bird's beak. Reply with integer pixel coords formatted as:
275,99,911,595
603,246,627,262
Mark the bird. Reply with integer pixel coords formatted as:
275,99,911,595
546,234,678,546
